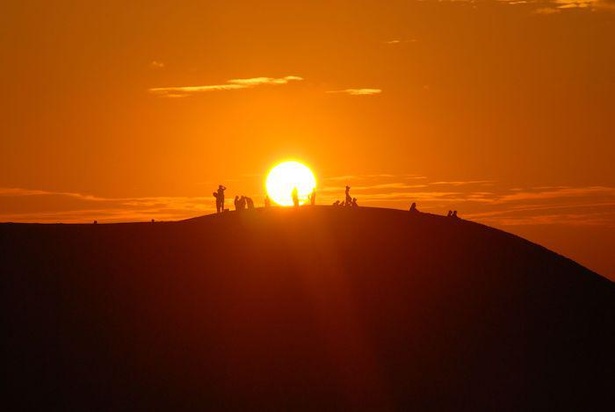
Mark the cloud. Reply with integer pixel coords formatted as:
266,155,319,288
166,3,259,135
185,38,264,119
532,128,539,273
322,174,426,183
0,188,215,223
383,39,418,45
0,187,104,201
490,186,615,204
228,76,303,86
3,180,614,228
430,180,496,186
435,0,615,12
326,88,382,96
149,75,303,98
533,6,562,13
552,0,598,8
559,0,615,9
520,0,615,11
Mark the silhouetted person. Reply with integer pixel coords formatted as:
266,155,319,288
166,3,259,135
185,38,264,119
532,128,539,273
345,185,352,206
234,196,240,211
264,195,271,208
246,197,255,209
238,196,246,210
352,197,358,207
409,202,418,213
214,185,226,213
452,210,458,218
447,210,453,217
333,200,341,206
292,187,299,207
310,188,316,206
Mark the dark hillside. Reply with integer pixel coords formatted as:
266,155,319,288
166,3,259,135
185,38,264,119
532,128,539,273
2,207,613,410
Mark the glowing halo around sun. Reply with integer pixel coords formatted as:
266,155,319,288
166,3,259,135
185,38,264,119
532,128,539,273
265,161,316,206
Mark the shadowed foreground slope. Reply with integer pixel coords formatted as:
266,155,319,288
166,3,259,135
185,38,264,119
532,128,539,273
2,207,613,410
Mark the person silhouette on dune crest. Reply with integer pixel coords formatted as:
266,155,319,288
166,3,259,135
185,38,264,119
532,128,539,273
345,185,352,206
309,188,316,206
238,196,246,211
292,187,299,207
234,195,240,211
214,185,226,213
246,196,255,210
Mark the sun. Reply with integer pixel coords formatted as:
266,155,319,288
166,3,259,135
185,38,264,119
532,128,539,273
266,161,316,206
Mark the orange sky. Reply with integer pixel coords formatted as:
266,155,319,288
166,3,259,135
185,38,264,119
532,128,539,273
1,1,614,279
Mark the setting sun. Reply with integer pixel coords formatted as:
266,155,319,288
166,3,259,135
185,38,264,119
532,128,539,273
265,161,316,206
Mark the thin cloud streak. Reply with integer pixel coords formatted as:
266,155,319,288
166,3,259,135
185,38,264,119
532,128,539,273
0,188,214,223
491,186,615,204
437,0,615,12
431,180,496,186
326,88,382,96
533,6,562,13
323,174,425,182
516,0,615,11
149,75,303,98
0,187,105,201
383,39,418,45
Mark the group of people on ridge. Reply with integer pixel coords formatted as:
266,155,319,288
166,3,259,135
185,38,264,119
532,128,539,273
214,184,356,212
332,185,358,207
216,184,461,218
291,187,317,207
212,185,261,212
234,195,255,211
408,202,460,219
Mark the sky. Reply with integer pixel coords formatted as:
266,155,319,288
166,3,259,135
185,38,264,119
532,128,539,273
1,1,614,279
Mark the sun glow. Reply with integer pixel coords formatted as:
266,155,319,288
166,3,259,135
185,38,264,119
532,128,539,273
266,161,316,206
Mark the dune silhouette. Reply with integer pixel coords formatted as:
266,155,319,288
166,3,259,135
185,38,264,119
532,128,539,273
2,207,613,410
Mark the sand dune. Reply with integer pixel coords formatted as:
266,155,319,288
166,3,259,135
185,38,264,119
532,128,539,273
3,207,613,410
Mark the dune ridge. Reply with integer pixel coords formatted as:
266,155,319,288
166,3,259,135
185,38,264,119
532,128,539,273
3,207,613,410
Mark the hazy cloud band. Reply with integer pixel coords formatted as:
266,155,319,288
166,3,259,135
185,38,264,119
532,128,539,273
327,88,382,96
149,75,304,98
2,179,614,227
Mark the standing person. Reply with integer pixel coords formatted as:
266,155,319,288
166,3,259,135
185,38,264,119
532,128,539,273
246,196,255,209
310,188,316,206
234,195,240,211
345,185,352,206
292,187,299,207
264,195,271,208
216,185,226,213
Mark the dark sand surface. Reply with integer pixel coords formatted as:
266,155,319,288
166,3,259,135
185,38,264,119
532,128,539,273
3,207,613,410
